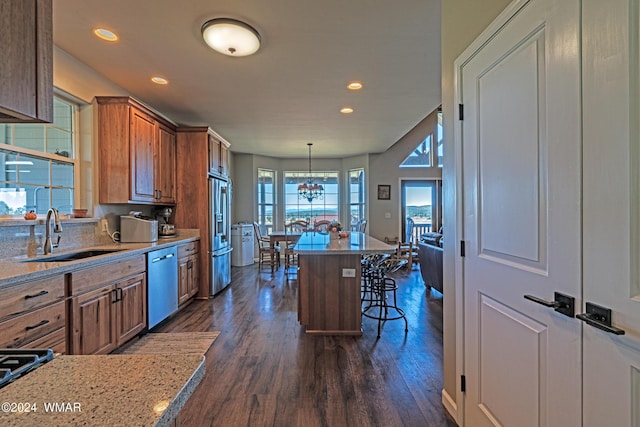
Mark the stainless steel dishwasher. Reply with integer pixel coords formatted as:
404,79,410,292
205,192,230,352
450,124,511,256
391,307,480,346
147,246,178,329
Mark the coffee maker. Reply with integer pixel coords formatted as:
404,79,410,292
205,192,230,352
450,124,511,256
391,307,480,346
156,207,176,238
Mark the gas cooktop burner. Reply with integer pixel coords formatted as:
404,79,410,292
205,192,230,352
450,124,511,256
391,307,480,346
0,349,54,389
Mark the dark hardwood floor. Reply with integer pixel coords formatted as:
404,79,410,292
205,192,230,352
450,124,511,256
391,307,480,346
159,263,457,427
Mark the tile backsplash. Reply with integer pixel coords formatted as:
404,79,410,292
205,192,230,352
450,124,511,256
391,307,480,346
0,220,112,259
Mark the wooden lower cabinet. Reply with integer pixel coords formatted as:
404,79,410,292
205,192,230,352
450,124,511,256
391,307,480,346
0,301,66,352
71,285,116,355
297,253,362,335
116,274,147,344
0,274,66,353
70,272,146,355
178,241,200,305
178,254,199,305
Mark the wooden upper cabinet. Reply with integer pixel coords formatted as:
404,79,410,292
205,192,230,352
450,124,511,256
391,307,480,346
130,108,157,203
209,135,221,175
219,143,229,176
156,124,177,204
97,96,176,205
208,134,230,177
0,0,53,123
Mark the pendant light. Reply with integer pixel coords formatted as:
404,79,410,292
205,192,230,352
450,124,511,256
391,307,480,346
298,143,324,203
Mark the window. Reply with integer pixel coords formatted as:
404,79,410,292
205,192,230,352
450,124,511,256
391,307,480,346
0,96,77,215
401,180,441,241
257,169,275,233
400,106,442,169
348,168,365,230
400,134,433,168
284,171,339,224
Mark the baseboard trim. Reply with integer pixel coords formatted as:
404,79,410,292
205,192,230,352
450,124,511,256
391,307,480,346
442,388,459,425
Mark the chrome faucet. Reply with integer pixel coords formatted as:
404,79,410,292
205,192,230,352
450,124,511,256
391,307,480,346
44,208,62,255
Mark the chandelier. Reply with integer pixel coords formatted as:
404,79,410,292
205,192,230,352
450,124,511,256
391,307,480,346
298,143,324,203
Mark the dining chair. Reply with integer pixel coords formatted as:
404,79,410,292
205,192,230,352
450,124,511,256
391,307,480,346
283,221,306,275
253,221,279,270
286,220,309,232
313,219,331,232
396,217,418,269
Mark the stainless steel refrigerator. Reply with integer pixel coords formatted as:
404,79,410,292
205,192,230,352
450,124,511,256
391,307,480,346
209,175,232,295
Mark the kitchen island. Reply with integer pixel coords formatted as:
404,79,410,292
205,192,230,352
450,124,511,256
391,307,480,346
0,353,205,426
295,231,395,335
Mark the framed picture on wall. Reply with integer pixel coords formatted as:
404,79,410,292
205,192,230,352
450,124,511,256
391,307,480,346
377,184,390,200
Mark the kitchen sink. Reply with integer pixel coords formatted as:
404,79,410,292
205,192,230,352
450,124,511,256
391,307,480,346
21,249,124,263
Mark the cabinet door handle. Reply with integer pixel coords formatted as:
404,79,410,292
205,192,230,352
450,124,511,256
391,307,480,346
118,288,123,302
24,290,49,299
187,259,193,269
25,319,49,331
112,289,119,303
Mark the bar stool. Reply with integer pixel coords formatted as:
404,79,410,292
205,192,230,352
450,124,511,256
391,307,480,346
362,258,408,338
361,253,389,305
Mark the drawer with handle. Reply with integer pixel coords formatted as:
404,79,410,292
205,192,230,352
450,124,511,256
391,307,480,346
0,275,65,321
0,300,65,348
178,240,199,259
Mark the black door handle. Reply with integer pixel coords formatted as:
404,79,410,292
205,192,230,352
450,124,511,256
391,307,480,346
524,292,575,318
524,294,559,307
577,302,625,335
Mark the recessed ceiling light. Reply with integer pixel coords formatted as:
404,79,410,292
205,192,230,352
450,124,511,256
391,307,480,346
340,107,354,114
94,28,118,42
151,77,169,85
347,81,363,90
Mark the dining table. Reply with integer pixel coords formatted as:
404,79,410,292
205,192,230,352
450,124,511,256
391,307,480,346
267,230,303,272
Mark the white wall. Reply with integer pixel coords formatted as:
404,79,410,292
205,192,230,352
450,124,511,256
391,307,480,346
368,113,442,242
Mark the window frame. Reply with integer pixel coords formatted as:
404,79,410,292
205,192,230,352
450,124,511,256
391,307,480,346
283,170,340,225
257,168,276,233
0,94,79,216
348,168,365,230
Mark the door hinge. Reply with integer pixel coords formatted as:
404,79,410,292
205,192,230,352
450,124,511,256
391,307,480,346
461,375,466,393
458,104,464,120
460,240,466,257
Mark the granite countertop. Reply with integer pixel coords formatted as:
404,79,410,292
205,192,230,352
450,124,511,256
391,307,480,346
0,354,205,427
294,231,395,255
0,229,200,289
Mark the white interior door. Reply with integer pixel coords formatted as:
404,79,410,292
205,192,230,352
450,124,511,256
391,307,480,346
457,0,582,425
582,1,640,425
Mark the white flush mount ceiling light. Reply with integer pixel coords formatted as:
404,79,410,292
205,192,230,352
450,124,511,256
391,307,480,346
201,18,261,57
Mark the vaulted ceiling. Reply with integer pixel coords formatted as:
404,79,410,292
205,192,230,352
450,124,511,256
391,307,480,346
53,0,441,158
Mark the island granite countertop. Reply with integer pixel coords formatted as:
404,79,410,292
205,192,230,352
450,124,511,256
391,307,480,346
0,354,205,427
294,231,395,255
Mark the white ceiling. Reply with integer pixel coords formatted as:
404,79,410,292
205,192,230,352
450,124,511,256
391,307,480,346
53,0,441,158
